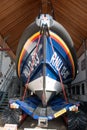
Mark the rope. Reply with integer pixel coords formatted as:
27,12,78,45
22,34,41,100
49,35,68,103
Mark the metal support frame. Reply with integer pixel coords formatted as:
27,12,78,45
9,95,79,121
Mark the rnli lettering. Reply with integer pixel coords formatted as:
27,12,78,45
50,52,70,79
50,52,63,71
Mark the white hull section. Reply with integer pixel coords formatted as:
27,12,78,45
28,76,63,93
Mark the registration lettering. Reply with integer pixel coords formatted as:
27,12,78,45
24,53,39,77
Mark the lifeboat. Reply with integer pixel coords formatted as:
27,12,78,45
16,14,77,106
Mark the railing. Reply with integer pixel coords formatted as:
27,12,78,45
0,63,15,92
66,80,87,102
0,64,15,111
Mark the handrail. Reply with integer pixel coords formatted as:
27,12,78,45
0,91,8,106
0,64,15,92
0,64,15,107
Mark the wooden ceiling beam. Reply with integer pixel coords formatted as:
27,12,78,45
41,0,48,14
0,35,16,61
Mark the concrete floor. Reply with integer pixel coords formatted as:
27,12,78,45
19,116,67,130
0,114,87,130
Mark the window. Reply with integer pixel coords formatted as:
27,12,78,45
72,86,75,94
76,85,80,95
68,87,71,94
82,83,85,95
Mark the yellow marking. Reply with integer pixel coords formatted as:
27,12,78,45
54,108,66,118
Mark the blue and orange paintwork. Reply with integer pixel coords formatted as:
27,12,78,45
17,31,75,85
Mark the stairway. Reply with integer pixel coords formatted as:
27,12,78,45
0,91,9,113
